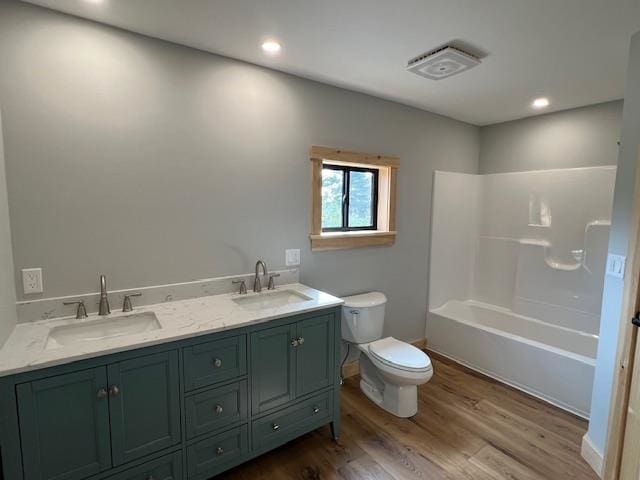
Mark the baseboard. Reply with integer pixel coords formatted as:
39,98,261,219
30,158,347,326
342,359,360,379
413,338,427,349
581,434,603,478
342,338,427,379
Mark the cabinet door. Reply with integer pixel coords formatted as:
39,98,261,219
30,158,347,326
250,323,297,414
296,314,335,396
17,368,112,480
107,351,181,465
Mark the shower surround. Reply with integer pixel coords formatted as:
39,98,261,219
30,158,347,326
427,166,616,417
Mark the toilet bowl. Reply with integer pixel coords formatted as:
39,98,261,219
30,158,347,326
342,292,433,417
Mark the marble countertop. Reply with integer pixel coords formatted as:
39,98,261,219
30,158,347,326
0,283,343,377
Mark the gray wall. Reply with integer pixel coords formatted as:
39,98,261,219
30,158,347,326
0,108,17,347
479,100,623,173
0,1,479,342
587,30,640,457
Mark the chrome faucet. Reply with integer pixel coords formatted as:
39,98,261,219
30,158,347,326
98,275,111,316
253,260,268,292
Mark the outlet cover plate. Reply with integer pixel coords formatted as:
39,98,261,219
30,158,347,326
285,249,300,267
606,254,626,279
22,268,43,294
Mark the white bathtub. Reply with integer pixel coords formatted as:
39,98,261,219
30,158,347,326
427,299,597,418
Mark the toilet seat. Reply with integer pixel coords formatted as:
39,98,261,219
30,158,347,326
368,337,432,373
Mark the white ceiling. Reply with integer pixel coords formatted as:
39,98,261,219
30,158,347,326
22,0,640,125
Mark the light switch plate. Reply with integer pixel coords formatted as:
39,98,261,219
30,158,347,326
22,268,43,294
606,254,626,279
285,249,300,267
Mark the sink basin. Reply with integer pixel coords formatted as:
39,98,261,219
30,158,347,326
233,290,312,311
45,312,161,349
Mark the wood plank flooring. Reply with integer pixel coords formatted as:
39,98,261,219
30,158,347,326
218,350,598,480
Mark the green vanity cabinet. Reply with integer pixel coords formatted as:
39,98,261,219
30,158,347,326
296,314,335,397
250,323,297,414
107,351,181,465
250,314,334,414
16,368,112,480
0,306,341,480
15,351,181,480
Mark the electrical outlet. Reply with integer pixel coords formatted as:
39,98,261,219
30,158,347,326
285,249,301,267
22,268,43,294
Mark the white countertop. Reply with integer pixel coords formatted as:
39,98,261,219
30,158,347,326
0,283,343,377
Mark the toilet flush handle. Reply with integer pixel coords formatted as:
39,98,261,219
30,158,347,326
350,310,360,329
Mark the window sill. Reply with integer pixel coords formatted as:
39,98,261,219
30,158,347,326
309,231,397,251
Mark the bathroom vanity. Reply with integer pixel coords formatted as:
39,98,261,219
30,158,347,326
0,284,343,480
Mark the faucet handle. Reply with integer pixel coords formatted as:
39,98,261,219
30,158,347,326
122,293,142,312
63,300,88,319
268,274,280,290
232,280,247,295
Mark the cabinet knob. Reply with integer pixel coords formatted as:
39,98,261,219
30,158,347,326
146,475,155,480
216,447,224,456
313,406,320,414
272,423,280,431
298,337,305,345
109,385,120,397
212,358,222,368
215,405,223,415
290,338,299,347
96,388,108,399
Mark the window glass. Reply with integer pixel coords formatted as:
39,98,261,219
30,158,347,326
321,164,378,231
348,170,374,228
321,168,343,229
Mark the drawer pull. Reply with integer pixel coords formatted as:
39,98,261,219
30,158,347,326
109,385,120,397
96,388,108,399
290,338,299,347
216,447,224,456
145,476,155,480
298,337,305,345
212,358,222,368
215,405,223,415
313,406,320,414
272,423,280,431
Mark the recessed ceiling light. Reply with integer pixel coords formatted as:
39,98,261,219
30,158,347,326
532,97,550,109
261,41,282,55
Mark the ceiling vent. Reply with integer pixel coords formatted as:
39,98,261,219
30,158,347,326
407,45,480,80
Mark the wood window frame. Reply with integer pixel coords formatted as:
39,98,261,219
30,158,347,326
309,145,398,251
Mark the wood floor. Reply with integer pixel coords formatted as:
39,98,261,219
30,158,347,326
218,351,598,480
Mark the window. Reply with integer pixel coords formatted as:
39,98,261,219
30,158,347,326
309,146,399,251
321,164,378,232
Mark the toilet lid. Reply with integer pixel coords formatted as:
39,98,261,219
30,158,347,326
368,337,432,372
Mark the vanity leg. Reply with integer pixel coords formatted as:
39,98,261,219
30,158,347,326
330,420,340,441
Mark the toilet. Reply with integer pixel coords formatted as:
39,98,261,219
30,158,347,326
341,292,433,418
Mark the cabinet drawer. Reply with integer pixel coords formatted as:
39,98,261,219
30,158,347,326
109,451,182,480
251,390,333,452
185,380,247,439
186,425,248,480
183,335,247,391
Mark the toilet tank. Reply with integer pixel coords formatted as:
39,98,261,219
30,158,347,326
341,292,387,344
